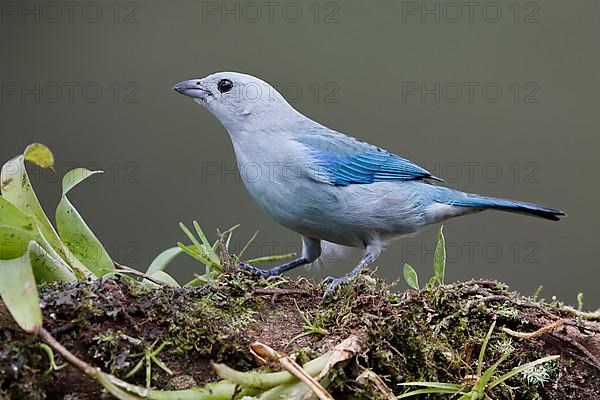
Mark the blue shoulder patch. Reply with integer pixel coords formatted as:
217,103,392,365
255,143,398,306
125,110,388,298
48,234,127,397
291,126,441,186
312,150,439,185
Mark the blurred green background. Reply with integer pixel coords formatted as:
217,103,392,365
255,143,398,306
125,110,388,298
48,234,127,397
1,1,598,307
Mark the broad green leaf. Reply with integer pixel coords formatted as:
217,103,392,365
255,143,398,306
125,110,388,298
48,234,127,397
29,241,77,283
0,225,37,259
0,197,77,282
56,168,114,277
0,196,36,231
1,144,91,278
0,194,77,281
0,246,42,332
433,225,446,285
146,247,182,275
403,263,420,290
23,143,54,168
1,145,60,247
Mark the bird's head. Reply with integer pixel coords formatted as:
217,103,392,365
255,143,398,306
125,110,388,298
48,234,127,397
173,72,297,131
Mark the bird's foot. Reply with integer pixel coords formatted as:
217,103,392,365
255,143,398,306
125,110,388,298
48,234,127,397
322,275,351,300
238,261,277,278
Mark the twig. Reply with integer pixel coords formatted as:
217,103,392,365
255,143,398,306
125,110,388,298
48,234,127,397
502,319,564,339
216,229,234,272
38,327,99,375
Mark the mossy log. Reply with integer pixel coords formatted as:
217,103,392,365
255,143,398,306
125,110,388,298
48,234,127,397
1,272,598,399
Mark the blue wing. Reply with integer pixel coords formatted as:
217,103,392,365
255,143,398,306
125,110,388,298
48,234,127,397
292,128,441,186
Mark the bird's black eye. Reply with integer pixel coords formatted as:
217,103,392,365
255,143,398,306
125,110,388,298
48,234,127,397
217,79,233,93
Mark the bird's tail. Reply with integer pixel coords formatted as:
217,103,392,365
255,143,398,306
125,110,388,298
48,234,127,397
431,186,566,221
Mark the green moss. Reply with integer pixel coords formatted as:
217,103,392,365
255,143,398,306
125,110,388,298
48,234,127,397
1,272,598,399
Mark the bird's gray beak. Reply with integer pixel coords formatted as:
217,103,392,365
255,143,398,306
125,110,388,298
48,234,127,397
172,79,212,99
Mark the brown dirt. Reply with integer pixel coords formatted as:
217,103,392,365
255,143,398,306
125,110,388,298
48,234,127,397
0,272,599,399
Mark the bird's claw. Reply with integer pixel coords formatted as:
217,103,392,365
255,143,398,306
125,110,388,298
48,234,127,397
322,276,350,300
238,261,272,277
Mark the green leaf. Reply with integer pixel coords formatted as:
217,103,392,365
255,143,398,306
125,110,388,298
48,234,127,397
29,241,77,283
1,144,91,278
239,230,259,258
56,168,115,277
397,387,463,398
433,225,446,285
0,225,37,259
0,197,76,281
472,352,510,394
0,196,37,232
22,143,55,168
245,252,296,264
146,247,182,275
0,245,42,332
398,382,463,390
488,355,559,389
177,243,215,268
403,263,420,290
0,196,38,259
477,321,496,377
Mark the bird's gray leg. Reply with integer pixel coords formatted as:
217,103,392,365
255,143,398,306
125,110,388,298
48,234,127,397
240,236,321,277
323,243,381,298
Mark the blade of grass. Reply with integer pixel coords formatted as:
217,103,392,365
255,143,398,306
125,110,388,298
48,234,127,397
239,230,259,259
472,352,510,394
246,252,296,264
477,320,496,377
397,387,463,398
178,223,202,252
488,355,559,389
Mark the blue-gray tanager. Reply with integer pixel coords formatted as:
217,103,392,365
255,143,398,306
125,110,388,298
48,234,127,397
173,72,565,295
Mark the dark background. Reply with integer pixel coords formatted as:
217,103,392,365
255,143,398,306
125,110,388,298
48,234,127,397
1,1,598,307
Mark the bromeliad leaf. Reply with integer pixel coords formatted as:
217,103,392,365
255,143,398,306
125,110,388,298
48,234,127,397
0,242,43,332
1,144,92,278
56,168,115,277
403,263,420,290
